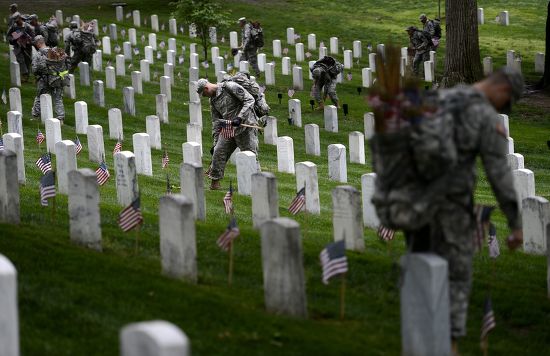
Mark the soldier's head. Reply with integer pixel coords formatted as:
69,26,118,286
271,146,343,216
238,17,246,28
474,68,524,114
29,14,38,26
12,12,22,26
9,3,17,14
419,14,427,24
69,21,78,30
312,67,324,81
197,78,217,98
405,26,417,37
33,35,46,48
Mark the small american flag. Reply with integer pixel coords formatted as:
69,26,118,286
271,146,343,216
217,217,240,252
133,47,139,55
320,240,348,285
118,198,143,232
39,171,56,207
480,297,496,341
377,225,395,241
35,153,52,174
488,223,500,258
113,140,122,155
162,150,169,169
346,72,353,81
219,120,235,139
288,187,306,215
36,130,45,144
282,47,289,55
95,161,110,186
223,181,233,214
287,88,295,97
73,137,82,155
474,205,495,252
0,137,3,150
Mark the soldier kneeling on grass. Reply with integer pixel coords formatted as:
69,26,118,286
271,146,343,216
197,78,260,190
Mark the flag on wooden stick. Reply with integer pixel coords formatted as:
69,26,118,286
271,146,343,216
474,205,495,252
217,217,240,252
118,198,143,232
35,153,52,174
73,137,83,155
36,130,45,144
481,297,496,341
95,161,111,186
288,186,306,215
223,181,233,214
487,223,500,258
39,171,56,207
377,225,395,241
162,150,170,169
320,240,348,285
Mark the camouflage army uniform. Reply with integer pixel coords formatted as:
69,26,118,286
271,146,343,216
422,19,435,37
405,85,521,339
65,29,96,73
241,22,260,76
7,21,35,78
311,58,344,105
209,81,259,180
31,47,66,120
409,29,431,76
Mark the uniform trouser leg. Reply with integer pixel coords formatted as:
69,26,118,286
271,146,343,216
433,204,474,339
413,53,423,75
52,87,65,119
313,80,323,103
326,79,339,105
15,51,30,75
244,47,260,76
210,137,238,180
31,83,49,118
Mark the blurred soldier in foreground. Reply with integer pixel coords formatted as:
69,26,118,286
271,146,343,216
311,55,344,109
197,78,259,190
31,35,69,122
7,3,17,28
7,12,35,83
406,25,432,77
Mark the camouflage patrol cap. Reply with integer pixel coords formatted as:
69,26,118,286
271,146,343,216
9,3,17,10
419,14,427,20
28,14,38,21
405,26,417,32
33,35,45,44
196,78,209,94
69,21,78,29
237,17,246,24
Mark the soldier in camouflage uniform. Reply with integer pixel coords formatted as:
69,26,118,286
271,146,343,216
405,68,524,353
7,3,17,29
7,12,35,83
406,25,431,76
311,56,344,109
65,21,97,73
239,17,260,77
31,35,67,122
197,78,259,190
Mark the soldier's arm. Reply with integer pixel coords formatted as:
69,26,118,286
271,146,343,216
479,108,521,229
226,82,255,119
242,25,250,48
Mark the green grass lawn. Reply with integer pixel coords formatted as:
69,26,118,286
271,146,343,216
0,0,549,354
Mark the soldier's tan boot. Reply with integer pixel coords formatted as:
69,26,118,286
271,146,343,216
210,179,221,190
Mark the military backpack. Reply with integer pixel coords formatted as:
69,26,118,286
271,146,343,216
73,30,96,55
223,71,270,117
250,22,264,48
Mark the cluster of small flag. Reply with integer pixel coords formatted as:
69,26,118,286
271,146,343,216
217,217,240,252
118,198,143,232
320,240,348,284
219,120,235,139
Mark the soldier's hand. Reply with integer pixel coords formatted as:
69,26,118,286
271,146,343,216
231,118,242,127
506,229,523,250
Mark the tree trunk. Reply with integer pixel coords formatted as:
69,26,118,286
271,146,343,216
441,0,483,87
536,1,550,90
